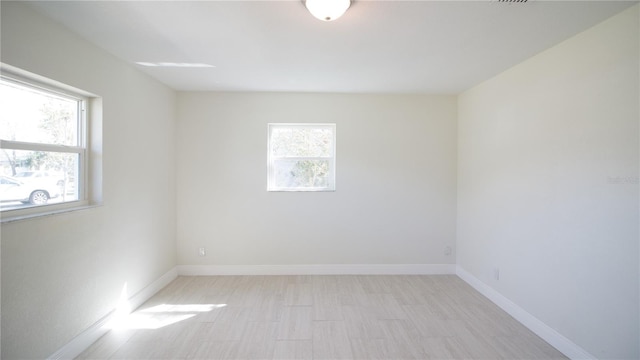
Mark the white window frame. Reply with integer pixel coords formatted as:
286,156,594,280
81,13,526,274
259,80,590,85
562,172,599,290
0,70,91,220
267,123,336,192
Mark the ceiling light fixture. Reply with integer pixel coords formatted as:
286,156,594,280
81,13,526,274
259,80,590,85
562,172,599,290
305,0,351,22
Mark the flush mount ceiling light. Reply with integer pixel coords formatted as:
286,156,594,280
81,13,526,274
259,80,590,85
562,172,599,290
305,0,351,21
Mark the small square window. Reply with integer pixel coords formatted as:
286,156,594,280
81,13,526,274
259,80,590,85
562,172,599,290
268,123,336,191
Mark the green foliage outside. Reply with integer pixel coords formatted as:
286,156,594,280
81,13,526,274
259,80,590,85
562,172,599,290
271,127,332,188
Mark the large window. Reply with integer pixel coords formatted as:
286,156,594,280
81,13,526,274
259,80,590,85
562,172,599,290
268,123,336,191
0,74,87,213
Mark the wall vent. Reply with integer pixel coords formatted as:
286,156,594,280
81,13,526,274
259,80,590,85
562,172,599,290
498,0,528,2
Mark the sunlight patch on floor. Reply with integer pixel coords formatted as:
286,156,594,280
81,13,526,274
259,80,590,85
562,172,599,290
106,302,226,330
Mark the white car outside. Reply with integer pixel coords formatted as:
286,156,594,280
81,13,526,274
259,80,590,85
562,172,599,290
0,172,63,205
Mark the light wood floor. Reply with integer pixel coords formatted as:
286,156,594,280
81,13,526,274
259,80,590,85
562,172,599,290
76,275,567,359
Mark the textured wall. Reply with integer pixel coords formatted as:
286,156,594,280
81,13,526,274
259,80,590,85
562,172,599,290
1,3,177,358
457,5,639,358
177,92,457,267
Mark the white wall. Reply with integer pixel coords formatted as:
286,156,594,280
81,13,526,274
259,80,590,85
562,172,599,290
1,3,177,358
177,93,457,268
457,5,639,359
2,1,636,358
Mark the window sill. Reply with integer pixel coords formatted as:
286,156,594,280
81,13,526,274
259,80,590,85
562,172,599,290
0,201,102,223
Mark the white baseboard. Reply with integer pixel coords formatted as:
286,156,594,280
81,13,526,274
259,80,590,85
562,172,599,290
126,268,178,311
177,263,456,276
53,264,585,360
456,266,595,360
47,267,178,360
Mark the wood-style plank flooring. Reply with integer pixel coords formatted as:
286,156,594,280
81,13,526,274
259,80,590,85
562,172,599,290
76,275,567,359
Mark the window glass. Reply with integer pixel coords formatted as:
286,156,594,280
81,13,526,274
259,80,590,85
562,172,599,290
271,127,333,158
0,79,78,146
0,76,85,212
273,159,330,189
268,124,335,191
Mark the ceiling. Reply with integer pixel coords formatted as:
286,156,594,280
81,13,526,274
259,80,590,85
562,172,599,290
25,0,637,94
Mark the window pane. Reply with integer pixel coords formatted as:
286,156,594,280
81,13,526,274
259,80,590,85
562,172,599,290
274,159,330,188
271,127,332,157
0,150,79,210
0,79,79,146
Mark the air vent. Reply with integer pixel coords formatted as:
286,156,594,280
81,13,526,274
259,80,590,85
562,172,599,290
498,0,528,2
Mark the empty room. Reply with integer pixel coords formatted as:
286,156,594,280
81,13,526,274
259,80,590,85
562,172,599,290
0,0,638,359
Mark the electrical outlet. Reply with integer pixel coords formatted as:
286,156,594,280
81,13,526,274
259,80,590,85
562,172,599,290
198,247,206,257
444,246,452,256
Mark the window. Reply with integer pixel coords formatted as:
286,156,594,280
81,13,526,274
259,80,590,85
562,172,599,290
0,73,88,214
268,123,336,191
